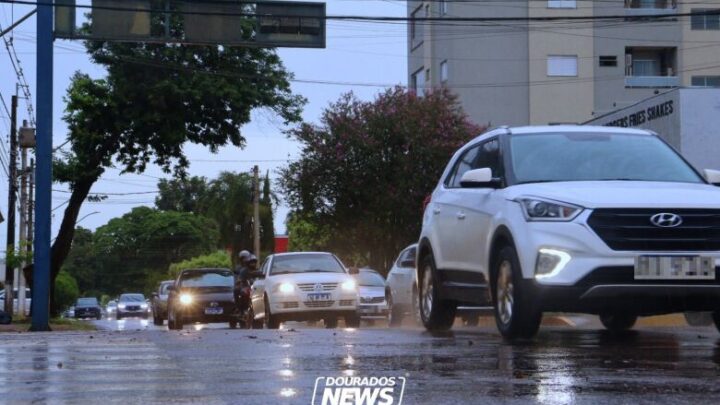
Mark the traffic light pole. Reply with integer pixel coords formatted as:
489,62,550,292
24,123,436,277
31,0,53,331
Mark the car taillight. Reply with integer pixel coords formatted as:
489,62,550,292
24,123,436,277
422,194,432,212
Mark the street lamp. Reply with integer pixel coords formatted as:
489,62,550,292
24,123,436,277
77,211,100,225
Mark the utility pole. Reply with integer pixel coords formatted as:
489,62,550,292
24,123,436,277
17,120,29,317
32,0,53,331
253,165,261,259
27,159,34,286
4,95,17,314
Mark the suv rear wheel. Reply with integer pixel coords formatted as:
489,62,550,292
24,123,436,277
491,246,542,339
387,292,403,327
418,252,456,331
599,312,637,332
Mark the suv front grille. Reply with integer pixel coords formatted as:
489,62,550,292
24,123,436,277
588,209,720,251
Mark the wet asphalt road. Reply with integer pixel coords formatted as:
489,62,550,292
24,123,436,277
1,319,720,404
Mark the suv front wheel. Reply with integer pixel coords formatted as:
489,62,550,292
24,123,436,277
492,246,542,339
418,252,456,331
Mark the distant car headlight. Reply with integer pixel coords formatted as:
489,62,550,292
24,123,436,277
179,294,193,305
278,283,295,294
341,279,357,292
118,303,127,309
517,198,583,222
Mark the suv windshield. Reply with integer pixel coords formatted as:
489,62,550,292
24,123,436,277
179,271,234,288
270,254,346,275
510,133,704,184
119,294,145,302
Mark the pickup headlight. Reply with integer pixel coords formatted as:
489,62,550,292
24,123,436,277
278,283,295,294
518,198,582,221
341,279,357,292
179,294,193,305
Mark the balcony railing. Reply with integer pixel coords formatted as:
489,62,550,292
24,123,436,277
625,75,680,88
624,0,677,15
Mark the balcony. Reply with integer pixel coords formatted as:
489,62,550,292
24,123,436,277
625,76,679,88
624,0,677,16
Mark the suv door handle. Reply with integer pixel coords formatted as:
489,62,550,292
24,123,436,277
456,212,466,220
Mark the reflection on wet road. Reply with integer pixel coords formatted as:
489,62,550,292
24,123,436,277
1,322,720,404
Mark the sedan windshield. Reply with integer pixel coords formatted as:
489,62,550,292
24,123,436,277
179,271,234,288
510,133,704,184
356,271,385,287
271,254,346,275
119,294,145,302
77,298,98,306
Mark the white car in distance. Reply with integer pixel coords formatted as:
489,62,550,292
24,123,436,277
250,252,361,329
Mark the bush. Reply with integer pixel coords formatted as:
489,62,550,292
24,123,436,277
168,251,232,278
54,271,80,315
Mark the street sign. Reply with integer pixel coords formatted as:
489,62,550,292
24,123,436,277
54,0,326,48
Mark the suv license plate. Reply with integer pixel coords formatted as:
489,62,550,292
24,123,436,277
204,307,223,315
634,256,715,280
307,293,331,301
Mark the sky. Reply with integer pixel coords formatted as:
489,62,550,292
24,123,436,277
0,0,407,252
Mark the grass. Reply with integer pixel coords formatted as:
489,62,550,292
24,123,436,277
0,317,97,332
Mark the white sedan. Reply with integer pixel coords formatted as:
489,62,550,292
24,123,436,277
250,252,361,329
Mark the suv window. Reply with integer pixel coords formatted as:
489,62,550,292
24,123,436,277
397,247,417,267
445,138,501,188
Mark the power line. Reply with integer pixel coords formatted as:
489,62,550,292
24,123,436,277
52,188,159,195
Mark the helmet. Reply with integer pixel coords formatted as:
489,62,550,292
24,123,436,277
246,254,258,263
238,250,251,261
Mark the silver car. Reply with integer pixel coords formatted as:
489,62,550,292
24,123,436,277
354,269,389,324
385,244,418,327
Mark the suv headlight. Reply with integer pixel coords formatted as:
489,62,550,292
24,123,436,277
517,198,582,221
341,279,357,292
278,283,295,294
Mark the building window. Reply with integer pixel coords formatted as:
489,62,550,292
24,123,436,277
412,67,425,97
440,60,448,83
691,9,720,30
548,1,576,8
599,56,618,67
440,0,448,15
691,76,720,87
625,0,675,9
547,55,578,77
411,7,423,40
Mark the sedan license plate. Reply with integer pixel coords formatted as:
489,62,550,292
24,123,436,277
204,307,224,315
634,256,715,280
307,293,331,301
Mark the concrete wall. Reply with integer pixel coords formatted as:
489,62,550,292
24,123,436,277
679,89,720,171
679,3,720,87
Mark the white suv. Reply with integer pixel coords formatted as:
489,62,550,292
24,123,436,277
417,125,720,338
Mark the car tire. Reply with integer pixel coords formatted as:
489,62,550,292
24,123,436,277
599,312,637,332
229,320,238,329
324,318,339,329
712,311,720,333
684,312,713,327
412,284,422,326
116,314,123,320
491,245,542,339
345,315,361,328
264,296,280,329
418,251,456,331
96,314,102,321
387,292,403,327
168,307,183,330
153,313,163,326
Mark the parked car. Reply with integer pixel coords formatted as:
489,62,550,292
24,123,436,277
106,300,118,317
151,280,174,326
74,297,103,320
417,125,720,339
62,306,75,319
385,244,418,326
0,288,31,316
167,268,238,330
116,293,149,320
354,269,388,324
250,252,360,329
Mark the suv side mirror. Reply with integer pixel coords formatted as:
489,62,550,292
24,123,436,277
151,292,158,298
460,168,501,188
348,267,360,275
704,169,720,186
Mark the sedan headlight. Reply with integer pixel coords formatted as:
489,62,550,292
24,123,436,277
118,303,126,309
140,303,148,309
179,294,193,305
517,198,582,221
341,279,357,292
278,283,295,294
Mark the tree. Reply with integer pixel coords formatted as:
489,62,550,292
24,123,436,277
62,227,98,295
260,172,276,254
155,176,208,212
54,271,80,315
91,207,219,295
29,22,304,311
279,87,483,271
168,251,232,279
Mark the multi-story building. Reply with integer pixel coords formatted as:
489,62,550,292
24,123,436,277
408,0,720,127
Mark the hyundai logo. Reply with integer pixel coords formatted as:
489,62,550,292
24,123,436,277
650,213,683,228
